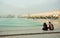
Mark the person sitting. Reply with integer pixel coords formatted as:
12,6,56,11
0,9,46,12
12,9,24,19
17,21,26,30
42,22,48,31
48,22,54,30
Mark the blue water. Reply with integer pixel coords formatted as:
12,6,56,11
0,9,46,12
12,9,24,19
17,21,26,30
0,18,42,31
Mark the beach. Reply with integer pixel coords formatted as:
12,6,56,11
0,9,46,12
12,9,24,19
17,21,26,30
0,26,60,38
0,18,60,38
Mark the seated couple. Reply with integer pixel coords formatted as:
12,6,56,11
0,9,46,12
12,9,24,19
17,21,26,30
42,22,54,31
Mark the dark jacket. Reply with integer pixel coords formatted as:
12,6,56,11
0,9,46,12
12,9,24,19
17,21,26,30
42,23,48,31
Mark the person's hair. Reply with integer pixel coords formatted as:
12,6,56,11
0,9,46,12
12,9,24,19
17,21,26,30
44,23,46,24
43,22,47,26
49,21,51,23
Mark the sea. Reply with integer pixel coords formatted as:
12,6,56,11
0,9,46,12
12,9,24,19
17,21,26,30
0,18,42,32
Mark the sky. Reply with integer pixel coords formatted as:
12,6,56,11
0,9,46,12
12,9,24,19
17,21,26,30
0,0,60,15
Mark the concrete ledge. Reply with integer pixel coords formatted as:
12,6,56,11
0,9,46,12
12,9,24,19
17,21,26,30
0,32,60,37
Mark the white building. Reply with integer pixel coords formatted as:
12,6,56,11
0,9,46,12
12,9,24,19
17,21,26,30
29,10,60,17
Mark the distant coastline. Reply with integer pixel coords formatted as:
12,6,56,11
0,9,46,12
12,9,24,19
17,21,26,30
0,10,60,19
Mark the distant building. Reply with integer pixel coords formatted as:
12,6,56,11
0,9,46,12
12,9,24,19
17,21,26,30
29,10,60,17
21,10,60,18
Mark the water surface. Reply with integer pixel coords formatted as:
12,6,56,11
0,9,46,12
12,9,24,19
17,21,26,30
0,18,42,31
